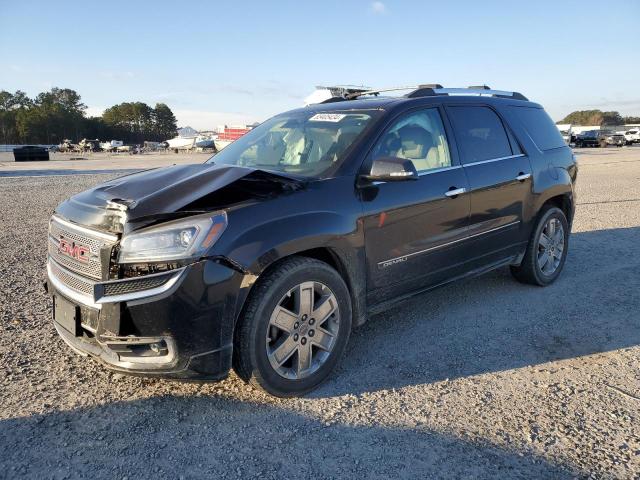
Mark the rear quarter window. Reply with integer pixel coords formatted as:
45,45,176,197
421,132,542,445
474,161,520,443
512,107,566,151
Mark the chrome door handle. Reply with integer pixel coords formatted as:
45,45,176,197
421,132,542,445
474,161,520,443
445,187,466,198
516,173,531,182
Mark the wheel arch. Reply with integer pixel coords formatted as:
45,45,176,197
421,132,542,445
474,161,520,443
540,192,575,228
231,245,368,340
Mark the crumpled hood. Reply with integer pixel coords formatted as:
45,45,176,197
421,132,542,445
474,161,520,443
54,163,301,234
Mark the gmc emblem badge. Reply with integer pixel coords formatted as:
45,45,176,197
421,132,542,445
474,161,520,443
58,237,90,264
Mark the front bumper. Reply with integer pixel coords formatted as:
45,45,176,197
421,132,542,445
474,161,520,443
47,258,245,380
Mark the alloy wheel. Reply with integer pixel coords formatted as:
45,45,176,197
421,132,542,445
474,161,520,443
537,217,565,275
266,281,340,380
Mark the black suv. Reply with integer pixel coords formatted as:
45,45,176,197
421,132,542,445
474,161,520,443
46,85,577,397
574,130,606,148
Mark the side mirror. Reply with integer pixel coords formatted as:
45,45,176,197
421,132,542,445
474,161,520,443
361,157,418,183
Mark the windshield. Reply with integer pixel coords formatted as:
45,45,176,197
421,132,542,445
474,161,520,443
206,111,375,178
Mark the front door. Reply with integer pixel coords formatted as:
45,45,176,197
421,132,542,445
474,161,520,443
360,107,470,304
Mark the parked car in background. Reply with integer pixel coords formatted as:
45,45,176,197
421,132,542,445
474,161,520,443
604,133,625,147
46,84,577,397
78,139,101,152
13,145,50,161
575,130,606,148
100,140,124,152
624,128,640,145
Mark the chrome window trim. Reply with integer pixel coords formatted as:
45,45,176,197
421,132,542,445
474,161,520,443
51,215,119,242
372,165,462,184
417,165,462,176
462,154,525,167
378,220,521,268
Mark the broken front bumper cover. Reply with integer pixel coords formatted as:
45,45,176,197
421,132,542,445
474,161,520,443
53,321,230,379
47,258,244,380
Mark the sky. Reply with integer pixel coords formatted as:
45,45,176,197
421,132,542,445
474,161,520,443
1,0,639,130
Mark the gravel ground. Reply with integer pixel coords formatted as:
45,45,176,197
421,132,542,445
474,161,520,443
1,147,639,479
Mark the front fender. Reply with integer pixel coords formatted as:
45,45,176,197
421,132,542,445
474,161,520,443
228,211,358,273
211,176,368,328
228,211,367,325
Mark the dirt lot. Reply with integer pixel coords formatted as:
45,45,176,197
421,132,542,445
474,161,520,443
0,151,210,175
0,147,639,479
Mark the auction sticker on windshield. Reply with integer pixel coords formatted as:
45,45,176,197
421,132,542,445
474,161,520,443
309,113,347,122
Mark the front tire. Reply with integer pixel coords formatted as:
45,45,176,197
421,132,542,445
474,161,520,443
511,207,569,286
233,256,352,397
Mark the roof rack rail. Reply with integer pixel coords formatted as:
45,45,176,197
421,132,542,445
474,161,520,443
342,84,528,101
344,85,429,100
425,86,529,101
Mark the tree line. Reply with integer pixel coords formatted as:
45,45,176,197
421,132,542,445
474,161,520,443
558,110,640,126
0,88,178,145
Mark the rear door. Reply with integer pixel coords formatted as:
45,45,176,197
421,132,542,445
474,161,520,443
360,107,470,302
445,105,533,263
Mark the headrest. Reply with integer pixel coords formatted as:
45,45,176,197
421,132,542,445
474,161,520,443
337,130,359,147
397,125,433,159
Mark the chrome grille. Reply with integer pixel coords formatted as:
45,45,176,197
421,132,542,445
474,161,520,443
49,257,95,297
48,216,117,280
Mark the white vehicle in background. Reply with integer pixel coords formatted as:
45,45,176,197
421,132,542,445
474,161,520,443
100,140,124,152
556,123,572,145
194,134,216,149
624,128,640,145
166,135,196,150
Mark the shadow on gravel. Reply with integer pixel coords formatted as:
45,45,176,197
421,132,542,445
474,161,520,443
1,229,636,479
313,227,640,397
0,396,575,479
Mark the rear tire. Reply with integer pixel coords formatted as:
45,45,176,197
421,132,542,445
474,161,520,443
233,256,352,397
511,207,569,286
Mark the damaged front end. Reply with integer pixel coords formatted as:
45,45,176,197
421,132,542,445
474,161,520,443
46,163,304,379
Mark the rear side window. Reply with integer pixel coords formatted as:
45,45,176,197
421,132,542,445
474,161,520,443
512,107,566,151
447,106,513,164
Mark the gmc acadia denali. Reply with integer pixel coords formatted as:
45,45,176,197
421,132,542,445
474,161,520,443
46,85,577,397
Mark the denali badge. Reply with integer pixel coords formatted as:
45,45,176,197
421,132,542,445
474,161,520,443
378,256,408,269
58,238,90,263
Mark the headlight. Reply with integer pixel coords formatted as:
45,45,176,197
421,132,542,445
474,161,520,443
118,212,227,263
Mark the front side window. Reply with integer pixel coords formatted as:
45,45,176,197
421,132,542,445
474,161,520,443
370,108,452,173
207,111,375,179
447,106,513,164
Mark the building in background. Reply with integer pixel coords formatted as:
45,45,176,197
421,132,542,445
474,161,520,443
213,125,254,151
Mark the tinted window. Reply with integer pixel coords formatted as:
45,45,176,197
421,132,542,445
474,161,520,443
512,107,566,150
447,106,512,164
371,108,452,172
